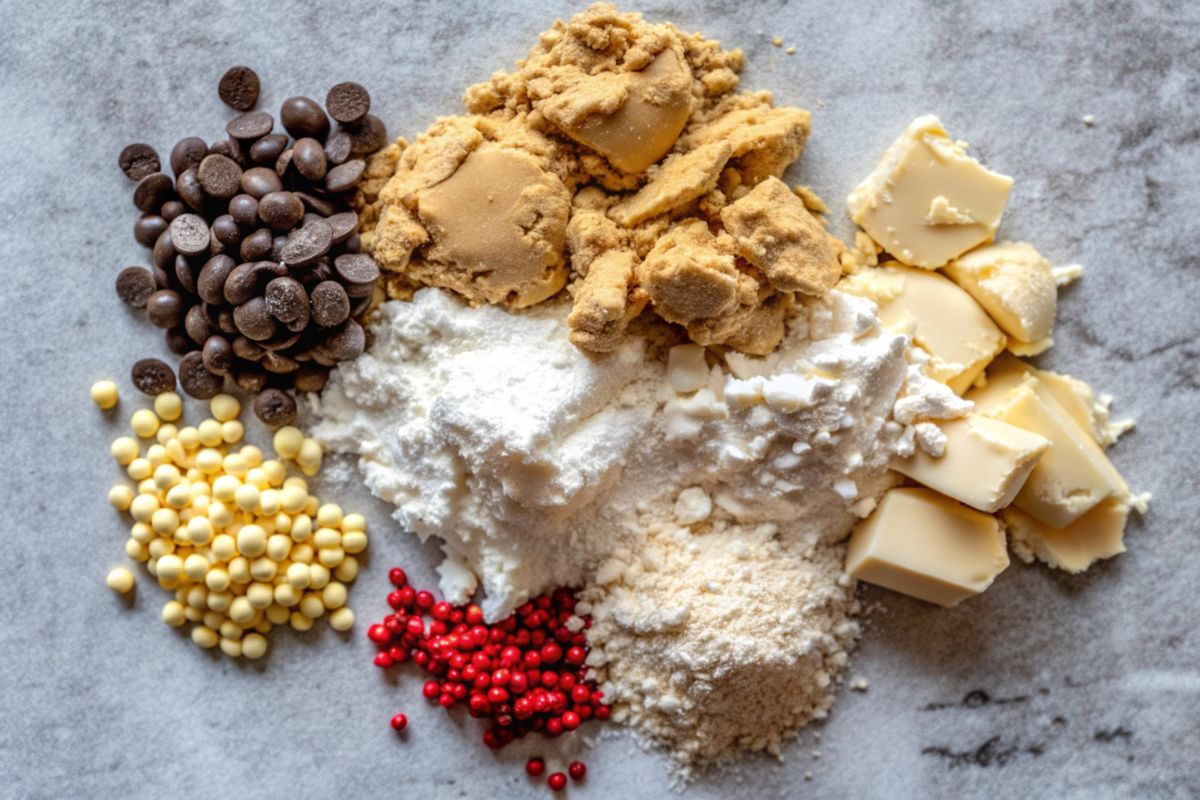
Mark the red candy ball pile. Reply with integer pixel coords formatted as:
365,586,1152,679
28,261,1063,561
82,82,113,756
369,567,611,753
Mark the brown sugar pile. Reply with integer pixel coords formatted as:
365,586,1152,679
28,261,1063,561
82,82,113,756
359,3,839,356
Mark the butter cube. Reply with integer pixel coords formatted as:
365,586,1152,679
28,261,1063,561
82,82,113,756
847,115,1013,269
944,241,1057,351
846,487,1009,607
1002,498,1128,573
970,376,1123,527
848,265,1005,394
893,414,1050,513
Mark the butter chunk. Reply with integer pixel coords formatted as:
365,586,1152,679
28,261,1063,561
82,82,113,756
969,376,1123,527
850,265,1005,394
944,242,1057,348
893,414,1050,513
720,176,840,296
1002,499,1128,574
847,115,1013,269
609,141,732,227
846,487,1009,607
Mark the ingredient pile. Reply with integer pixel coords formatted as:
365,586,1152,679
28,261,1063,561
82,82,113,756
94,2,1149,791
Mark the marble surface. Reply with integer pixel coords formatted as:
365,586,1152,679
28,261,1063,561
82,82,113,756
1,1,1198,797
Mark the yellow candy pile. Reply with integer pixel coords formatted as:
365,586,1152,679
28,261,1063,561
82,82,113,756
105,390,365,659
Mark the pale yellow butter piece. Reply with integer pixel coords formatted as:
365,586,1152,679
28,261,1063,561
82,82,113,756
944,241,1057,346
969,376,1123,527
851,265,1005,394
847,115,1013,268
846,487,1009,607
1002,498,1128,573
893,414,1050,513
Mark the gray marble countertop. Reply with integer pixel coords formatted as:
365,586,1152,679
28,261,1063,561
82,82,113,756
1,1,1198,798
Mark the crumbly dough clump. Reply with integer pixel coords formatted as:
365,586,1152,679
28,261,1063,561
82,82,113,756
361,3,830,354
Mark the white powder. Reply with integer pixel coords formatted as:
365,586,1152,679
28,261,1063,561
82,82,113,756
312,286,963,766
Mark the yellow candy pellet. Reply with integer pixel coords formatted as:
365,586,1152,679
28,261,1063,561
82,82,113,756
161,600,186,627
154,392,183,422
290,611,315,632
165,483,191,509
221,420,244,444
227,556,251,584
137,478,157,495
212,475,240,502
341,513,367,533
202,611,224,630
191,626,219,649
219,638,243,658
297,438,322,469
261,460,286,486
266,534,291,562
222,453,249,477
258,489,281,516
308,564,331,590
318,547,345,569
249,557,276,582
290,515,313,542
273,426,303,460
240,445,264,467
155,423,179,445
197,419,223,447
153,464,181,490
279,485,308,514
91,380,119,410
265,604,290,625
283,476,308,492
333,556,358,583
300,593,326,620
186,516,213,546
210,394,240,422
228,597,255,625
290,544,314,564
125,538,149,561
246,582,274,609
145,444,168,468
151,507,179,535
127,458,152,481
108,485,134,511
342,531,368,554
129,493,159,523
147,538,174,559
286,562,311,590
274,583,300,607
316,503,343,528
234,484,260,513
156,554,183,582
130,409,160,438
329,607,356,631
205,568,231,592
106,566,135,594
206,591,232,613
183,553,210,580
195,448,223,473
245,467,270,490
177,426,200,449
321,582,347,610
313,528,341,549
242,632,268,660
130,523,153,544
111,437,139,465
183,606,204,622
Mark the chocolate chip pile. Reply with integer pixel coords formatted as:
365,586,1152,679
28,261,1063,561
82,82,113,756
115,67,386,426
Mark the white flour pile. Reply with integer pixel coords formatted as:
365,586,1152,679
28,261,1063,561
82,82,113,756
311,286,966,768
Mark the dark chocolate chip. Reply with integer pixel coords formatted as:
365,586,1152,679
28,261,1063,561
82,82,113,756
133,173,175,213
165,327,194,355
295,191,335,217
240,166,283,199
253,388,297,427
218,66,260,111
208,137,245,165
170,137,208,176
317,318,365,361
202,334,234,375
115,267,157,308
309,279,350,328
234,364,269,393
174,254,197,295
343,233,361,253
168,213,211,256
228,194,259,227
232,336,266,362
261,350,300,373
271,234,290,262
280,220,332,267
334,253,380,296
326,211,358,244
210,214,242,249
146,289,184,329
152,229,176,270
160,200,185,221
197,154,242,199
274,147,295,179
130,357,176,395
280,96,329,140
179,351,224,399
119,143,160,181
175,167,206,211
344,115,387,156
152,263,172,289
197,255,237,305
258,191,304,231
216,307,238,334
284,295,310,332
325,82,371,125
323,131,352,166
226,110,274,141
294,364,330,393
293,138,327,181
239,227,275,261
184,304,216,345
234,296,278,341
222,262,259,305
134,215,168,247
249,133,289,167
325,159,364,193
264,276,307,323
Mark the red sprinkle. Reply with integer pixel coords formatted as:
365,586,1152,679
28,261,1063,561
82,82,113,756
568,761,586,781
390,713,408,732
548,772,567,791
526,757,545,777
388,567,408,587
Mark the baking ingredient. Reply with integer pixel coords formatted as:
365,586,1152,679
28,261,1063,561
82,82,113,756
365,573,610,753
969,368,1125,527
360,3,828,356
841,264,1005,393
526,758,546,777
944,241,1057,353
548,773,567,791
91,380,119,410
846,487,1009,607
568,761,586,781
1002,499,1128,573
846,115,1013,268
104,395,366,658
115,69,387,417
389,713,408,732
892,413,1050,513
106,566,135,594
130,358,177,396
118,143,161,181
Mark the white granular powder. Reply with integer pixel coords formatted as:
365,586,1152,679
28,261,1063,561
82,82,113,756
312,287,964,766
